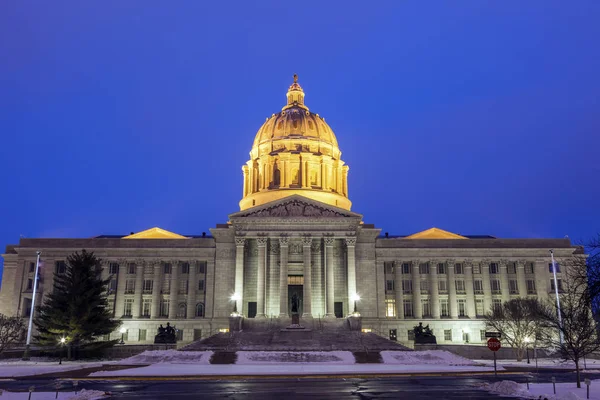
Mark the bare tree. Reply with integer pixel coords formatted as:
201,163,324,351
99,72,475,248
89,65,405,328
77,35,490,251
0,314,25,354
484,298,543,361
537,256,600,388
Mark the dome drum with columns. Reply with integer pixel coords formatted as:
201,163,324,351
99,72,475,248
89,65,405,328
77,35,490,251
240,75,351,211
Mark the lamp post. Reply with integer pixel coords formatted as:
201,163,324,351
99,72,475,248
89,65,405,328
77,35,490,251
59,337,66,365
352,294,360,315
119,328,126,345
524,337,531,364
23,251,41,361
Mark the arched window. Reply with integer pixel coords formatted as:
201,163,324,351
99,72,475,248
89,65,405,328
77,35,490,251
177,303,187,318
196,302,205,318
308,120,314,130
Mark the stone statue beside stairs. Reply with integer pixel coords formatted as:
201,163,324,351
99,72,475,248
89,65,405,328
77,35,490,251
154,322,177,344
413,322,437,344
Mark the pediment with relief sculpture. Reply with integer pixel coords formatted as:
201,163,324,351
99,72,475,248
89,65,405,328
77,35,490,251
229,195,362,219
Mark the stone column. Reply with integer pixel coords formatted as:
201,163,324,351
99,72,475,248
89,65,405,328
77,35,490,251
534,261,549,302
242,165,249,197
481,261,492,312
186,260,197,319
394,261,404,319
429,262,440,318
447,262,458,318
411,261,422,319
151,261,162,319
279,237,289,317
133,261,144,318
499,261,510,303
256,237,267,318
234,237,245,315
464,261,476,317
302,236,312,318
516,260,527,297
115,260,127,318
346,237,357,311
169,261,179,319
325,237,335,317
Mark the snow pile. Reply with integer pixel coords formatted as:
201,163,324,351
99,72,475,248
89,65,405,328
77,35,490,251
236,351,355,364
485,380,529,397
118,350,213,365
482,380,600,400
66,389,107,399
381,350,475,366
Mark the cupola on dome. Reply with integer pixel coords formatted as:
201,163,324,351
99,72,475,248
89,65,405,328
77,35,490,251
240,75,351,211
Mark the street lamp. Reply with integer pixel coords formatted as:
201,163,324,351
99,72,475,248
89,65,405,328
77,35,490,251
59,337,66,365
524,337,531,364
119,328,126,345
231,293,241,316
352,294,361,316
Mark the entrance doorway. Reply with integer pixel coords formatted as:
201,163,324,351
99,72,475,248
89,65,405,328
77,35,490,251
288,285,303,316
247,302,257,318
334,302,343,318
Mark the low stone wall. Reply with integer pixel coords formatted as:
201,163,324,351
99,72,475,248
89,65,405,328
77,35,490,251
415,344,551,360
0,344,176,360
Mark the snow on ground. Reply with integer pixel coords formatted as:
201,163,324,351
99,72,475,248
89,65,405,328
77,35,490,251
382,350,475,366
476,358,600,370
0,389,106,399
0,360,109,378
236,351,355,364
117,349,213,365
483,379,600,400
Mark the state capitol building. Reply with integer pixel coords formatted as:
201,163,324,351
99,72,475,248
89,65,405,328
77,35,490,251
0,76,578,346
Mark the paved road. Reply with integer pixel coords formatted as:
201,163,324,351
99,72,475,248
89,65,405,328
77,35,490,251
0,375,525,399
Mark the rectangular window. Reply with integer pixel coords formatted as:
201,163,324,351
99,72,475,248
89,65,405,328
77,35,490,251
123,299,133,317
473,264,481,274
181,262,190,274
419,263,429,275
198,279,205,291
491,279,501,293
55,261,66,274
386,280,395,292
193,329,203,341
473,279,483,294
550,279,563,292
198,261,207,274
476,299,484,316
160,300,170,317
420,280,429,294
26,279,33,290
162,279,171,294
525,262,535,274
437,263,446,274
508,263,517,274
402,263,411,274
492,299,502,313
526,280,536,294
108,279,117,293
163,263,172,274
125,280,135,294
127,263,136,274
438,280,448,294
422,299,431,317
29,262,35,273
23,298,32,317
444,329,452,341
490,263,499,274
109,263,119,274
179,280,188,295
385,299,396,317
139,329,147,341
403,300,413,317
455,280,465,294
509,280,519,294
458,299,466,317
455,263,464,274
549,263,561,273
402,280,412,293
440,299,449,317
142,299,152,317
143,279,153,293
384,262,394,274
480,330,487,341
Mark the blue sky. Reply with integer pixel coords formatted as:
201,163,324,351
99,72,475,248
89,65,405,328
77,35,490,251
1,1,599,275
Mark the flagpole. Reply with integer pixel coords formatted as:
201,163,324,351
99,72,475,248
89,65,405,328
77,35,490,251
23,251,41,360
550,249,564,345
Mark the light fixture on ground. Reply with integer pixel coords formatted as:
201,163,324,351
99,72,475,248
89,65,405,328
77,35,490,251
59,337,66,365
352,294,361,316
119,327,126,345
524,337,531,364
230,293,241,317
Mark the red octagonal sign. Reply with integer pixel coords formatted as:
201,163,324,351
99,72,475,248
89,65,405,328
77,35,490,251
487,337,501,351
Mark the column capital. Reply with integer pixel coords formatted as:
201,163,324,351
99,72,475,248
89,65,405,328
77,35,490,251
257,237,268,247
279,235,290,247
235,237,246,247
302,235,313,247
499,259,510,268
324,236,335,246
446,259,456,267
516,259,527,268
345,237,357,247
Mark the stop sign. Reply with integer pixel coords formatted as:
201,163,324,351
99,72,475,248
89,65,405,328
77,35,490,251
487,338,501,351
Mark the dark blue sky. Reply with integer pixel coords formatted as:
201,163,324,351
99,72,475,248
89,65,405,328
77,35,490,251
1,1,599,273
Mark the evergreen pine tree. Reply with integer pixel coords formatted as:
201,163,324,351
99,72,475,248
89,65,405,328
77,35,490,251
34,250,120,357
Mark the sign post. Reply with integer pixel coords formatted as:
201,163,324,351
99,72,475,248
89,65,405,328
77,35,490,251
487,337,501,376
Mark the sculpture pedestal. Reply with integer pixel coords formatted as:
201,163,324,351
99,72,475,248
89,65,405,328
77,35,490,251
229,315,243,332
292,313,300,325
347,315,362,331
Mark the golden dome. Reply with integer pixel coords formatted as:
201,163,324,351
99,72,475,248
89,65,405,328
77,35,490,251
239,75,351,211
